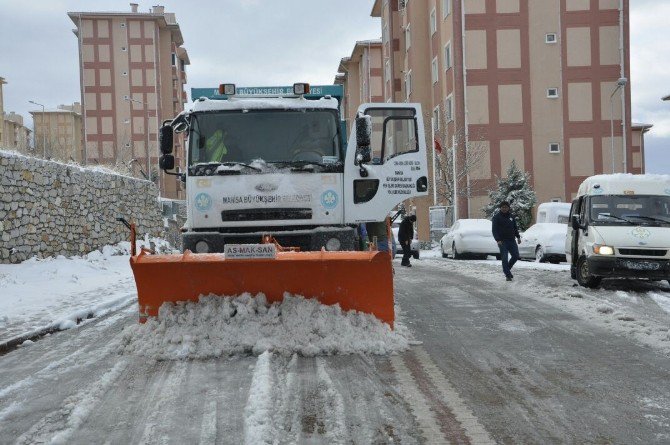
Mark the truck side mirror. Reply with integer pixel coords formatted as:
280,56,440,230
355,114,371,151
159,124,173,155
159,154,175,170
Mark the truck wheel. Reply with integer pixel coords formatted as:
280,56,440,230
577,256,601,288
413,250,420,260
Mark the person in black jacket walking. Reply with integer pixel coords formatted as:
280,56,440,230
398,214,416,267
491,201,521,281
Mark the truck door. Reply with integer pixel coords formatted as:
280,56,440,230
343,104,429,223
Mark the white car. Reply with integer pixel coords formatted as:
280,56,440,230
391,221,420,259
440,219,499,259
518,223,568,263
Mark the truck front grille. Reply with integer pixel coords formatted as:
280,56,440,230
221,208,312,221
618,248,667,257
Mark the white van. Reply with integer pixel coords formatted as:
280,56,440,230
536,202,571,224
566,174,670,288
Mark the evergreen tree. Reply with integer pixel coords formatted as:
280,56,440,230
483,160,537,230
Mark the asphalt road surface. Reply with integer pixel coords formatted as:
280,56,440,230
0,257,668,444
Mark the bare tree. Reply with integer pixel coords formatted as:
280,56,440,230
424,106,488,214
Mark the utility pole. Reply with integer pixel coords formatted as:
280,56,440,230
28,100,46,158
608,78,627,173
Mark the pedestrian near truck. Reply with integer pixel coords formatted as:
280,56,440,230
492,201,521,281
398,214,416,267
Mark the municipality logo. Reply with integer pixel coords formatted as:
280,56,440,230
321,190,338,209
630,227,651,239
195,193,212,212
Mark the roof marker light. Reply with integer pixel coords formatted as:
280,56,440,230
219,84,236,96
293,83,310,95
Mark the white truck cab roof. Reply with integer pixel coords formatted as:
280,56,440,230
576,174,670,198
189,96,339,113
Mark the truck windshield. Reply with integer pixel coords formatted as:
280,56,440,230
188,110,341,167
589,195,670,226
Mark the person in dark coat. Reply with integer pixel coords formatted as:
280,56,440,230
398,214,416,267
491,201,521,281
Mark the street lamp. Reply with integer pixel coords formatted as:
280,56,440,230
124,96,152,183
28,100,46,158
609,77,627,173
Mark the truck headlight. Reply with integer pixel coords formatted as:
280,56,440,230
195,240,209,253
326,238,341,251
593,245,614,255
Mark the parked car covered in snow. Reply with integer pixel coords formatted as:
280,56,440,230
440,219,499,259
391,220,420,259
518,223,568,263
536,202,571,224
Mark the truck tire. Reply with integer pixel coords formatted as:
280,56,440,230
576,256,602,289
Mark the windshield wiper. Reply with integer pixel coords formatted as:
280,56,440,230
623,215,670,224
598,214,635,224
217,161,262,172
266,160,342,171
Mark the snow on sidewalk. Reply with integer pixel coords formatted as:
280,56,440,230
120,293,411,359
0,239,170,344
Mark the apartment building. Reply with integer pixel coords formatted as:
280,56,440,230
372,0,644,239
335,40,384,128
68,3,189,198
29,103,83,162
2,112,32,152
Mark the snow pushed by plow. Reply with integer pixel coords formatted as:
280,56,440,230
120,293,411,359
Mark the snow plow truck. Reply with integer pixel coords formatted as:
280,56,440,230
128,83,429,327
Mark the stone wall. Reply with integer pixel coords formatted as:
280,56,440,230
0,150,163,263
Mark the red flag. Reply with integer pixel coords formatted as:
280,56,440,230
434,138,442,154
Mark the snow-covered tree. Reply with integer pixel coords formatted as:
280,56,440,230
483,160,537,230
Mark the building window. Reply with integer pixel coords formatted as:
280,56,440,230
445,95,453,122
430,8,437,35
405,70,412,101
180,59,185,72
433,106,440,132
405,24,411,50
549,143,561,153
545,33,557,44
171,53,176,66
442,0,451,18
431,57,439,84
444,42,452,70
547,88,559,98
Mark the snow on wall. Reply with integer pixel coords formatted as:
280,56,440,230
0,150,163,263
119,293,411,359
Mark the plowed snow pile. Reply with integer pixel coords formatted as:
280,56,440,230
120,293,410,359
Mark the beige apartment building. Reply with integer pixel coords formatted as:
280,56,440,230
68,3,189,198
372,0,645,240
29,103,83,162
2,112,32,152
0,76,32,152
335,40,384,127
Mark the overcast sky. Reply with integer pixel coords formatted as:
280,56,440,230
1,0,668,173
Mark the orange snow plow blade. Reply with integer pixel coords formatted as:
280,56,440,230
129,250,395,327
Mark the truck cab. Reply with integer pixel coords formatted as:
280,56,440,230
566,174,670,288
159,83,429,253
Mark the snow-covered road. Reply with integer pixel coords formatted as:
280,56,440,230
1,249,670,443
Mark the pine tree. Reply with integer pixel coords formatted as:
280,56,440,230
483,160,537,230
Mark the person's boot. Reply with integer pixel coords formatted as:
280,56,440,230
506,275,513,281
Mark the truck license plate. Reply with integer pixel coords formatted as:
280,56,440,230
622,260,660,271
